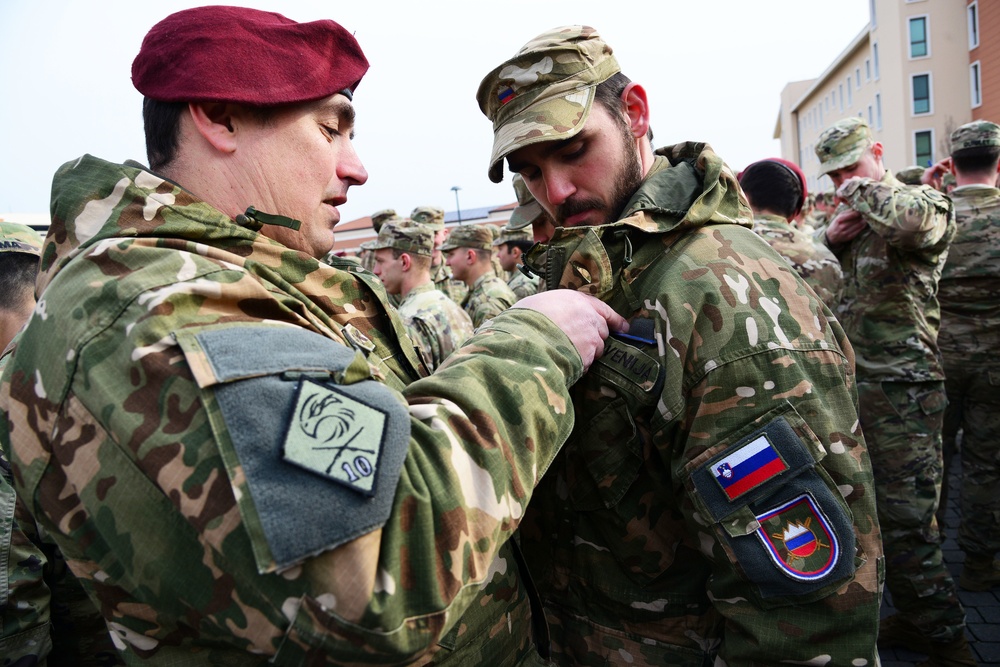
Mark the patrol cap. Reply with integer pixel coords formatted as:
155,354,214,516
370,208,400,232
815,117,873,175
0,222,43,257
440,225,494,252
493,228,533,247
950,120,1000,154
409,206,445,230
477,25,621,183
371,221,433,256
506,174,544,230
131,6,369,105
895,166,926,186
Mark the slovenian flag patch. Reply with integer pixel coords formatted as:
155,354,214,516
712,434,789,501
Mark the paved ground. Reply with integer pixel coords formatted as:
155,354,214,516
878,451,1000,666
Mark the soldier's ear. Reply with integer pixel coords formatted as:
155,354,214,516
188,102,239,154
400,253,412,271
621,83,650,141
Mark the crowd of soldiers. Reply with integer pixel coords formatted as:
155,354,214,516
1,6,998,667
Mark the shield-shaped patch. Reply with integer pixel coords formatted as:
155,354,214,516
754,493,839,581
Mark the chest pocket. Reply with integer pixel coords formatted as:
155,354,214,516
565,335,664,511
175,325,411,574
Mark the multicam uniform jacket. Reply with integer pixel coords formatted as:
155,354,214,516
519,143,882,666
397,282,474,373
823,170,955,382
751,212,844,310
464,274,517,329
507,270,540,302
0,155,589,666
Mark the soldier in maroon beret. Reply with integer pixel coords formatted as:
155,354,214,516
1,5,627,666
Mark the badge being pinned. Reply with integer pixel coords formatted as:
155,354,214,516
711,434,789,501
755,494,839,581
283,379,387,496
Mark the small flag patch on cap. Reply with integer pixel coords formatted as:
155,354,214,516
712,434,789,501
498,87,516,105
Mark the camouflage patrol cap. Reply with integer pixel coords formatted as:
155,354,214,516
410,206,445,230
440,225,494,252
493,228,533,247
0,222,43,256
816,117,873,175
477,25,621,183
506,174,544,230
370,208,400,232
895,166,926,185
371,222,433,256
950,120,1000,153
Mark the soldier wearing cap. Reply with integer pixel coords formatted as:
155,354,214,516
370,207,400,233
411,205,468,306
815,117,970,663
493,227,539,301
442,225,517,328
478,25,881,665
0,222,121,665
935,120,1000,594
738,158,844,310
896,165,927,186
371,222,474,373
0,8,627,665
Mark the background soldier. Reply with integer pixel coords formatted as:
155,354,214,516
738,157,844,310
372,222,474,373
442,225,517,328
411,205,468,306
934,120,1000,592
493,228,539,301
816,117,972,665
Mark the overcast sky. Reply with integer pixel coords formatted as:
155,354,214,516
0,1,870,223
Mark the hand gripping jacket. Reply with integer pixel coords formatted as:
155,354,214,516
519,143,883,666
0,155,586,665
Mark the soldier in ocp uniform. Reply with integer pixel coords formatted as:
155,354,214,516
442,225,517,329
371,222,474,373
935,120,1000,593
493,228,539,301
815,117,973,664
738,158,844,310
477,25,882,665
412,205,468,306
0,7,626,665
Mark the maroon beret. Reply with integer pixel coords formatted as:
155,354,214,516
131,6,369,105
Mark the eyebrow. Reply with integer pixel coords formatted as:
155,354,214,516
506,134,582,174
314,97,357,133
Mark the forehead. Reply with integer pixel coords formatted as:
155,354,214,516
505,102,614,171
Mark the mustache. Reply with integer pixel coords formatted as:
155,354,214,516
555,197,604,225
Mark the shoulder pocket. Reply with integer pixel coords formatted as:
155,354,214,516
687,406,858,604
175,325,411,574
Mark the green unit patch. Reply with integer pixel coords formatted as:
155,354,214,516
284,379,387,496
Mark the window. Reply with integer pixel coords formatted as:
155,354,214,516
868,104,874,127
873,43,880,80
912,74,931,114
969,1,980,49
909,17,929,58
971,61,982,108
915,130,933,167
847,78,853,107
875,93,882,130
856,67,861,88
869,0,877,28
839,83,845,111
866,59,871,81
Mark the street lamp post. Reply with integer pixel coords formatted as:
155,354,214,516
451,186,462,224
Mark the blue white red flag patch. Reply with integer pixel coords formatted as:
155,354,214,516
711,434,788,501
755,493,839,581
498,87,516,105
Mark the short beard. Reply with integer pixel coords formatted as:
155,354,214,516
555,116,644,227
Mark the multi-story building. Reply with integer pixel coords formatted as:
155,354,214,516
776,0,991,194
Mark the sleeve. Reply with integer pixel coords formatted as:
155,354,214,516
838,176,954,250
401,315,442,374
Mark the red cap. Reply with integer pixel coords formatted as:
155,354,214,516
131,6,369,105
738,157,808,218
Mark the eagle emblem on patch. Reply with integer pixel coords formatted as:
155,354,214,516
754,494,839,581
283,379,387,496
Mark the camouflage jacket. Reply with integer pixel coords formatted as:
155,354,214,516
823,171,955,382
464,274,517,329
507,270,540,302
937,184,1000,364
752,213,844,310
397,282,475,373
520,144,882,666
431,262,468,306
0,155,588,666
